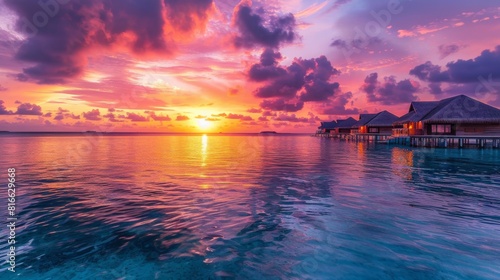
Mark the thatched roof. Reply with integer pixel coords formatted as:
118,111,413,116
336,117,357,128
395,95,500,125
352,111,398,127
318,117,357,130
394,101,440,125
318,121,337,129
422,95,500,124
352,114,377,128
365,111,399,127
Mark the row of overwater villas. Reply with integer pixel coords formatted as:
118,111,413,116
316,95,500,140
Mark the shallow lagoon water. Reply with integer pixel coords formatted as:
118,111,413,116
0,134,499,279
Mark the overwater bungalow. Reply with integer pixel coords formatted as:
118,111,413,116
393,95,500,136
334,117,358,135
353,111,400,135
316,118,357,137
316,121,337,135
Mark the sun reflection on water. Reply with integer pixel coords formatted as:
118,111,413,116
201,134,208,167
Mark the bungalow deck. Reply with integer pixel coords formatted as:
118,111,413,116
313,133,392,142
387,135,500,149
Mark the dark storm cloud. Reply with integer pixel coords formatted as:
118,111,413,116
233,2,297,49
4,0,215,84
259,99,304,112
361,73,419,105
82,109,101,121
15,102,43,115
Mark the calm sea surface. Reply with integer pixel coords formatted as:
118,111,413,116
0,134,499,279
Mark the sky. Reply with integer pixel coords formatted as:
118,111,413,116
0,0,499,133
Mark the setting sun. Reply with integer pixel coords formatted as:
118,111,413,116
197,119,211,130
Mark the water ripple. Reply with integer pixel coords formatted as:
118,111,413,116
0,135,499,279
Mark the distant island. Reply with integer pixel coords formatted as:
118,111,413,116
260,131,277,134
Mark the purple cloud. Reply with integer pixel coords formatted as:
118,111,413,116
82,109,101,121
361,73,419,105
0,100,13,115
4,0,215,84
321,92,360,115
260,99,304,112
233,2,297,49
248,49,286,82
262,111,277,117
410,46,500,97
150,112,171,121
411,46,500,84
274,114,310,123
15,103,43,115
250,49,340,104
126,112,149,122
226,113,253,121
409,62,450,83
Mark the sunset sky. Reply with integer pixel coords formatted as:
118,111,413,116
0,0,499,132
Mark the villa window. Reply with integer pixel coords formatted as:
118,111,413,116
430,124,452,135
368,127,379,133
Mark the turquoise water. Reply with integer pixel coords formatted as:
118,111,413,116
0,134,499,279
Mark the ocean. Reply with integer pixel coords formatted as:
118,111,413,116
0,134,499,279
